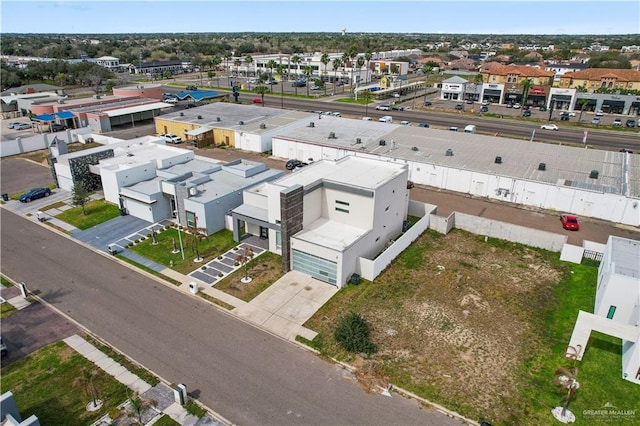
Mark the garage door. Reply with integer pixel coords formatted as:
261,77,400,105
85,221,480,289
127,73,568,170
292,249,337,286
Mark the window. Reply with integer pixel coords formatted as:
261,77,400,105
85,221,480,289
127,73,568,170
606,305,616,320
186,211,196,228
335,207,349,213
275,231,281,250
336,200,350,206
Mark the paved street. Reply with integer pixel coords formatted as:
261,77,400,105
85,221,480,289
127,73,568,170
0,211,462,426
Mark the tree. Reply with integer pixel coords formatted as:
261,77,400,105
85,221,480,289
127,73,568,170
335,312,376,355
184,216,207,262
303,65,313,97
223,52,232,76
577,98,590,122
290,54,301,79
341,51,350,92
72,181,90,215
127,390,158,425
361,90,373,116
276,64,285,107
255,84,268,106
519,78,533,106
364,50,373,84
356,56,365,88
332,58,342,89
73,368,101,410
244,54,253,77
320,53,330,95
552,345,582,422
235,246,255,283
211,55,221,86
233,58,241,77
266,59,277,92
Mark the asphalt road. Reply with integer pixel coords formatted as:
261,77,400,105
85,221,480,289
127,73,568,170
0,211,461,426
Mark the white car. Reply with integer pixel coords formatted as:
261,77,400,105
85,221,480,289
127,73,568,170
161,133,183,144
399,120,411,126
513,103,522,109
164,97,178,104
376,105,391,111
540,124,559,131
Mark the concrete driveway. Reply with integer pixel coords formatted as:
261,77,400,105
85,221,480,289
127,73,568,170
233,271,338,341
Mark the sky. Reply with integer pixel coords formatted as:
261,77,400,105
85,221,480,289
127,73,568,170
1,0,639,35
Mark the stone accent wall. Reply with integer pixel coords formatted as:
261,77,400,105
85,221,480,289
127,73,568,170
68,149,114,191
279,185,304,272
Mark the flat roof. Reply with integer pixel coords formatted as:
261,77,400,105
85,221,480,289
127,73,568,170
274,115,637,197
609,236,640,279
105,102,173,117
273,156,407,191
294,217,368,252
159,101,314,134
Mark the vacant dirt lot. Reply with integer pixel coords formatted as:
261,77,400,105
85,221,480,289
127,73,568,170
306,229,569,423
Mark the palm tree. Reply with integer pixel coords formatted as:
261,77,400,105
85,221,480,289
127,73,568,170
577,98,589,122
266,59,277,92
233,58,241,78
73,368,101,410
364,50,373,84
255,84,268,106
244,54,253,77
341,52,350,91
348,47,358,94
223,52,232,77
332,58,342,90
356,56,365,88
276,64,285,107
235,246,255,283
303,65,313,97
127,390,158,425
212,55,221,87
321,53,330,95
290,55,301,80
553,365,580,420
519,78,533,107
361,90,373,117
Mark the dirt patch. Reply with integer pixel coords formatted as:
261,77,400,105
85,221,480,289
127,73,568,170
306,229,567,423
214,252,284,302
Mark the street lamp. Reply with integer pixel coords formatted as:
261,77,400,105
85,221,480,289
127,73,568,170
173,209,185,260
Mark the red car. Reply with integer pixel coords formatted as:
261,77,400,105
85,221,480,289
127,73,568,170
560,214,580,231
252,98,263,104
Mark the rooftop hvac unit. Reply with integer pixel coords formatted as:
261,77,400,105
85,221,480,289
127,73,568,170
309,122,315,127
494,156,502,164
379,139,386,146
356,138,362,144
538,162,546,171
259,123,266,129
589,170,599,179
328,132,336,139
189,187,198,196
445,149,454,156
411,146,418,151
239,120,244,125
57,99,65,104
180,112,184,116
197,115,202,119
216,117,221,122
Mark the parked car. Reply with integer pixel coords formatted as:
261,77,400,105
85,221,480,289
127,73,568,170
399,120,411,126
626,119,636,127
560,113,570,121
391,106,404,111
329,112,341,117
455,104,464,110
560,214,580,231
7,122,22,129
285,159,303,170
252,98,263,104
505,103,514,108
540,124,558,130
392,92,400,98
613,119,622,126
266,80,278,85
184,103,197,109
423,101,432,107
292,80,306,87
19,187,52,203
164,97,178,104
522,110,532,117
539,105,547,112
480,105,489,112
51,123,68,132
14,123,33,130
185,85,197,90
481,100,489,106
595,110,604,116
362,116,373,121
513,103,522,109
591,117,601,124
566,111,576,117
161,133,182,144
466,99,474,104
0,336,7,357
375,104,391,111
418,123,430,128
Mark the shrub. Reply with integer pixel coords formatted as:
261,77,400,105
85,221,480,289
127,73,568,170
334,312,377,355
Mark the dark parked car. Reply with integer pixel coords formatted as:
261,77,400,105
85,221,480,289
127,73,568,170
539,106,547,111
418,123,430,128
286,159,303,170
292,80,306,87
455,104,464,110
480,105,489,112
51,123,68,132
406,180,415,189
19,187,51,203
185,85,197,90
423,101,432,107
184,103,197,109
522,110,532,117
391,106,404,111
626,119,637,128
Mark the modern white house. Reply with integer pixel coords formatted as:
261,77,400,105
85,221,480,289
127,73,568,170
567,236,640,385
230,156,411,288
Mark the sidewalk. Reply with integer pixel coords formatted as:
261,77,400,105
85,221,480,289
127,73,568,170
64,334,225,426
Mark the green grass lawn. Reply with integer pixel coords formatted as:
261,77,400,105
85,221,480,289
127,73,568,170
0,341,128,425
127,227,237,274
55,199,121,229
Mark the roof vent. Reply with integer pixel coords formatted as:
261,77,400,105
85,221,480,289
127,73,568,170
259,123,266,129
180,112,184,117
356,138,362,144
495,156,502,164
57,99,65,104
328,132,336,139
216,117,221,122
538,162,546,171
589,169,599,179
239,120,244,125
411,146,418,151
309,122,315,127
445,149,454,156
197,115,202,119
379,139,386,146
